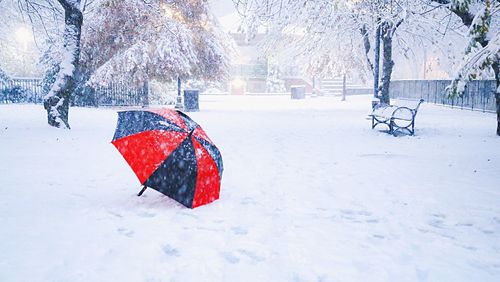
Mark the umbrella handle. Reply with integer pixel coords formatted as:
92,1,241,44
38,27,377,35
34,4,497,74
137,185,147,196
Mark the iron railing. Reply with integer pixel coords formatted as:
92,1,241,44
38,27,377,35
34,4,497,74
390,80,497,113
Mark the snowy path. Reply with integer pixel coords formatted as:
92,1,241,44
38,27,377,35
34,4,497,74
0,95,499,281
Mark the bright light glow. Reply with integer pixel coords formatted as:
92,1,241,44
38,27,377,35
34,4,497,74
231,77,246,88
230,77,246,95
201,18,210,30
160,3,173,18
15,26,32,50
160,3,185,23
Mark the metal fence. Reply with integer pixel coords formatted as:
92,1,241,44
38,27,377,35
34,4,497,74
83,83,146,107
0,77,44,103
390,79,497,113
1,77,152,107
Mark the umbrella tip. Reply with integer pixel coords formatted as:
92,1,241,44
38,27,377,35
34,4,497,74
137,186,147,196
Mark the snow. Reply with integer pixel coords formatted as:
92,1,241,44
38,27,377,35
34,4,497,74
0,95,499,281
44,25,79,101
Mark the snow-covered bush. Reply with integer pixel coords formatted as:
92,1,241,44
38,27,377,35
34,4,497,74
266,64,285,93
0,68,10,85
148,81,177,105
1,85,28,103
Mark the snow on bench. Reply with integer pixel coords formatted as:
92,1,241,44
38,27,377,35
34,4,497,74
369,99,424,136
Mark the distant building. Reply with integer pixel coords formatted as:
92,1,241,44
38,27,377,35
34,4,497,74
229,33,312,94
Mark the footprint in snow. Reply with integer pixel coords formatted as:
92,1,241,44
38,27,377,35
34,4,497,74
428,219,445,229
339,209,374,223
340,209,372,216
162,244,180,257
461,245,477,251
240,197,256,206
237,249,265,262
70,193,86,198
220,252,240,264
231,226,248,235
416,268,429,281
107,210,123,218
432,213,446,219
138,211,156,218
455,222,473,227
481,229,494,235
117,227,134,237
178,212,198,219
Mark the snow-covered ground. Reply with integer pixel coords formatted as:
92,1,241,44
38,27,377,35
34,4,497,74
0,95,499,282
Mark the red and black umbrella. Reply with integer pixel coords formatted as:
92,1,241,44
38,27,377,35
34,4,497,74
111,109,223,208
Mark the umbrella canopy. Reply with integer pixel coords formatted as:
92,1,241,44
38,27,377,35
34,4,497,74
111,109,223,208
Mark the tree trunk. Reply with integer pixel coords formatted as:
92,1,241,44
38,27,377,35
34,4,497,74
374,19,381,99
359,23,380,99
378,21,395,105
492,60,500,136
43,1,82,129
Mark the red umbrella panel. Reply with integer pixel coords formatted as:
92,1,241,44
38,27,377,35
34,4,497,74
111,109,223,208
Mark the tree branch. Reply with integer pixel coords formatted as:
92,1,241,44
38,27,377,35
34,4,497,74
431,0,475,26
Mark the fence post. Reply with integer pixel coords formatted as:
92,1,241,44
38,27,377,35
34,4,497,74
142,80,149,108
94,86,99,107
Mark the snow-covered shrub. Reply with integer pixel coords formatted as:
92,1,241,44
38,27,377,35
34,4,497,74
1,86,28,103
0,68,10,84
266,65,286,93
148,81,177,105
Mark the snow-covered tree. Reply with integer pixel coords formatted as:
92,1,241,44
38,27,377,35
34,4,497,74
11,0,85,128
266,62,285,93
235,0,365,86
40,0,83,129
81,0,232,87
235,0,449,105
304,39,368,100
7,0,231,128
431,0,500,135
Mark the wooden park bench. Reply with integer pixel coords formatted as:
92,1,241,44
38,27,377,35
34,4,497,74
369,99,424,136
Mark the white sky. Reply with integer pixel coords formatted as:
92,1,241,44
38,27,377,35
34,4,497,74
210,0,241,32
